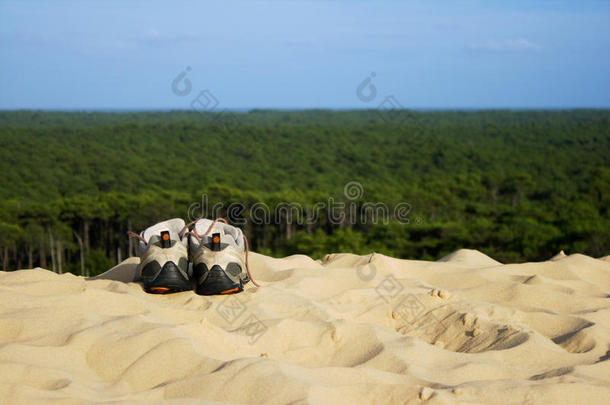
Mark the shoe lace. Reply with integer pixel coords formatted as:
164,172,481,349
127,231,148,245
185,217,260,288
178,219,200,239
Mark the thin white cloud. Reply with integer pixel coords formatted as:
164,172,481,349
469,38,541,52
144,28,161,39
136,29,199,47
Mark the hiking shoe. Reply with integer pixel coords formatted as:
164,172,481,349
129,218,191,294
187,218,255,295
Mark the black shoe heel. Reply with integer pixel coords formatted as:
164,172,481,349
196,264,243,295
143,261,192,293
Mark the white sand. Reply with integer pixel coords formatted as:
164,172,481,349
1,249,609,404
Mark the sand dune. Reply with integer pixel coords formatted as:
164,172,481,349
1,250,609,404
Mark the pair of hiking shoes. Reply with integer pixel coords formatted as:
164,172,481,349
129,218,257,295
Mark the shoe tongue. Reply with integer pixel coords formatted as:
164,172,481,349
211,226,225,236
149,234,175,247
208,227,230,244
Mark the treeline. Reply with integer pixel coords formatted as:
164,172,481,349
0,110,608,274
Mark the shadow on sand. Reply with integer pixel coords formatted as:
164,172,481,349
88,257,140,283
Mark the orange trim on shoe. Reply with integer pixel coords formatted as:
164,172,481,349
149,286,171,293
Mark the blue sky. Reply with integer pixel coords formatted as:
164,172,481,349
0,0,609,109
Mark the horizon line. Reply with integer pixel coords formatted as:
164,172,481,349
2,107,610,113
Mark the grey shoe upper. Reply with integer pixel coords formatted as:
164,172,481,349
136,218,190,282
189,219,248,284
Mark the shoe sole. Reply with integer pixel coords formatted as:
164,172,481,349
195,264,243,295
142,261,192,294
